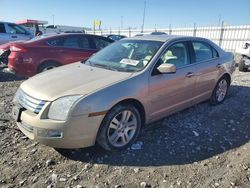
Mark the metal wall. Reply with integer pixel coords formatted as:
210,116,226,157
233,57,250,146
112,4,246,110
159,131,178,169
87,24,250,52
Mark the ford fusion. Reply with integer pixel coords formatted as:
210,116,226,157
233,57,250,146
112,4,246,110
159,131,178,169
12,35,235,151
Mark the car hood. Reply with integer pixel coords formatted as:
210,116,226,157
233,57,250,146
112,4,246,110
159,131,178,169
20,62,133,101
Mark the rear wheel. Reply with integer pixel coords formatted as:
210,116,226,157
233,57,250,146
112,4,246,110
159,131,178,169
38,61,60,73
97,104,141,151
210,76,229,105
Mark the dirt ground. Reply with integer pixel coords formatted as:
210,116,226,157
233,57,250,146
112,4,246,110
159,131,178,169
0,68,250,188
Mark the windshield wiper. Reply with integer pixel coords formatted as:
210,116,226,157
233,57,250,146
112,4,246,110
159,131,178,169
93,63,118,71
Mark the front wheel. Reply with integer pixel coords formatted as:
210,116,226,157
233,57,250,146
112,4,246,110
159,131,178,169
97,104,141,151
210,76,229,105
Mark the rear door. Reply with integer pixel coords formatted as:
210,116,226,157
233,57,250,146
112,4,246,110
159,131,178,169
190,40,221,103
55,35,95,64
0,23,10,45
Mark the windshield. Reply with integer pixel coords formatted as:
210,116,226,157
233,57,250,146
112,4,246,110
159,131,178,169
85,40,163,72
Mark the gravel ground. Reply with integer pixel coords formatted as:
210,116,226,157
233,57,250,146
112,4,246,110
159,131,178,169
0,68,250,188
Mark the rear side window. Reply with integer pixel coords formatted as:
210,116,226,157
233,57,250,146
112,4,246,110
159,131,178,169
192,42,213,62
47,36,90,49
93,37,112,50
63,36,81,48
0,23,6,33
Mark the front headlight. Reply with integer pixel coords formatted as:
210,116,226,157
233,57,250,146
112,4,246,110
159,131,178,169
48,95,82,121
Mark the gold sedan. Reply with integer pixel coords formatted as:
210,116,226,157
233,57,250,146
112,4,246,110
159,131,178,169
12,35,235,151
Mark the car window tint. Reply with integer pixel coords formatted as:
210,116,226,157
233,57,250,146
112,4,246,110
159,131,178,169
7,24,26,34
192,42,213,62
79,36,90,49
0,23,6,33
161,42,189,68
63,36,81,48
93,38,111,50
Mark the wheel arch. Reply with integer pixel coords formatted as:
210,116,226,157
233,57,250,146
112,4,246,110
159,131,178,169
221,73,231,84
37,59,62,73
109,98,146,126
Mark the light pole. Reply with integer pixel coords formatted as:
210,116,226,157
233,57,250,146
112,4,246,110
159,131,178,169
141,0,146,33
121,16,123,29
52,14,55,26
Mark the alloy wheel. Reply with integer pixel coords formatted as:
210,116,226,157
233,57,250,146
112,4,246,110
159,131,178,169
216,79,228,102
108,110,138,147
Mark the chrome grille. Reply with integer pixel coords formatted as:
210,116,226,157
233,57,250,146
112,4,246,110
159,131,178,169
16,89,46,113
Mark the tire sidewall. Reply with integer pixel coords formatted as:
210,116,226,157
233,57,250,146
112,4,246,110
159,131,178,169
211,76,229,104
98,104,141,151
38,61,60,73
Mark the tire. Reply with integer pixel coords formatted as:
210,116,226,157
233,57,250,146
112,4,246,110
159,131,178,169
238,58,247,72
97,104,141,151
38,61,60,73
210,76,230,105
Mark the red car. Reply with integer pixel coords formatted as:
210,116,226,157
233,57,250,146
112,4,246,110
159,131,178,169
0,33,113,77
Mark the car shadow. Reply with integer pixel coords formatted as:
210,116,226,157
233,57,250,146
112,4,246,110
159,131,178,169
0,69,26,82
57,84,250,167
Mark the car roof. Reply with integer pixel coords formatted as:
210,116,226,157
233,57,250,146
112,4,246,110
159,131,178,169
128,34,206,42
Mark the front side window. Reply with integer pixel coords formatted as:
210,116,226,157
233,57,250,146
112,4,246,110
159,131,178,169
7,24,26,34
192,42,213,62
85,40,163,72
160,42,189,68
0,23,6,33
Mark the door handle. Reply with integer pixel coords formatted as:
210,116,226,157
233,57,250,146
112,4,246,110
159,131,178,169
186,72,195,78
11,36,17,38
216,63,222,68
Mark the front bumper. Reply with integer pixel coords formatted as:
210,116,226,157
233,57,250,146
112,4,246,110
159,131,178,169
15,108,105,149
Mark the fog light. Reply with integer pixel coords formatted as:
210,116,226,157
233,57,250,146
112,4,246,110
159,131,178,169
37,128,63,138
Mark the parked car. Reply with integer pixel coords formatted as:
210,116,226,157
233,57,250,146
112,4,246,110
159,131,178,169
235,41,250,72
0,22,34,45
150,31,168,35
12,35,235,151
0,34,55,67
103,34,126,41
4,33,113,77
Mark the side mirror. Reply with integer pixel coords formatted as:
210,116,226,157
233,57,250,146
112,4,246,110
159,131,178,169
157,63,176,74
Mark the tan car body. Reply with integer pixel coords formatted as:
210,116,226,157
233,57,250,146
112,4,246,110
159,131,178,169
13,35,235,148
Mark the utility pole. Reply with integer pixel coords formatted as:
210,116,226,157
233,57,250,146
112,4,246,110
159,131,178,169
121,16,123,29
141,0,146,33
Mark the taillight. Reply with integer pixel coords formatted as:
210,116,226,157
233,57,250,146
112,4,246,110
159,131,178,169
10,46,27,52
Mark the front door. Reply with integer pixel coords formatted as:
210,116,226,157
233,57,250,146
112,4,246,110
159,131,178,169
148,41,196,121
6,23,31,42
